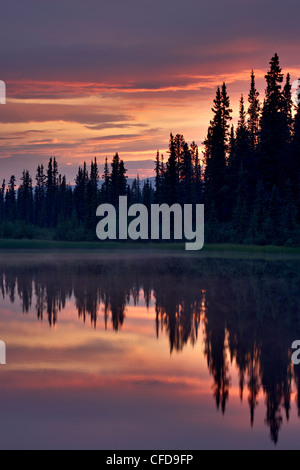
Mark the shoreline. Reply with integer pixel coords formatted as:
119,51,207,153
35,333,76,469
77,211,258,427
0,239,300,260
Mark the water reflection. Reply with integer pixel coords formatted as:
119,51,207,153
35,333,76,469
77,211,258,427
0,253,300,446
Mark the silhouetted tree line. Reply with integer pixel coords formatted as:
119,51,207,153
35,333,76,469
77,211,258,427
1,255,300,444
0,151,156,240
202,54,300,246
0,53,299,245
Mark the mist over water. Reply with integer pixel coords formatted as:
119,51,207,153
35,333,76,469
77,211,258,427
0,252,300,449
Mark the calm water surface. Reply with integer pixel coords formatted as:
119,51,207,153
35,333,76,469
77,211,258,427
0,251,300,450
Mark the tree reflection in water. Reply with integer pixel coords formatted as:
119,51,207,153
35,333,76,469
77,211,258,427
1,254,300,445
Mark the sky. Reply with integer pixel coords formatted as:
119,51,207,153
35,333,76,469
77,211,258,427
0,0,300,183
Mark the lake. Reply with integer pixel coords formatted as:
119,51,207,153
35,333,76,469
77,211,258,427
0,251,300,450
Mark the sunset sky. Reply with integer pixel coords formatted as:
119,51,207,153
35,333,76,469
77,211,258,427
0,0,300,183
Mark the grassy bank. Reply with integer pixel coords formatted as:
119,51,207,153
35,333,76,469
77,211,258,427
0,238,299,255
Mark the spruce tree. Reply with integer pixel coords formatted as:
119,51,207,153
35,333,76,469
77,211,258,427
59,175,68,219
204,86,230,219
165,134,179,205
74,162,88,225
118,160,128,196
282,73,293,131
247,70,260,150
190,141,202,203
154,151,162,204
174,134,185,184
34,165,47,226
101,157,111,203
5,175,17,221
290,80,300,201
179,142,193,204
226,125,236,208
281,73,294,187
46,157,59,227
237,96,256,201
18,170,33,224
131,176,142,204
221,82,232,151
259,54,286,191
85,158,99,238
142,179,153,210
110,153,128,206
